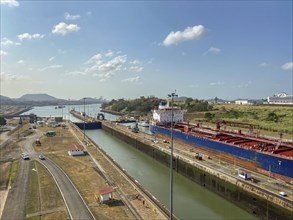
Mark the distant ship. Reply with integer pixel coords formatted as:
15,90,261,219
149,102,293,179
55,105,65,109
138,121,150,127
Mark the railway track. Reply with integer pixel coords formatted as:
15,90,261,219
69,122,172,219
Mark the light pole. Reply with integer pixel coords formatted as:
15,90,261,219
83,97,86,141
168,91,177,220
68,98,70,122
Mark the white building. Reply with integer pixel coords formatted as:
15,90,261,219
68,144,85,156
235,100,249,105
97,186,115,203
267,92,293,105
152,102,184,124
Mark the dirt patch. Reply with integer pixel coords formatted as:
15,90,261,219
0,142,21,162
0,162,10,190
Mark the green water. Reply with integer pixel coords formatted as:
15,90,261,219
86,129,258,220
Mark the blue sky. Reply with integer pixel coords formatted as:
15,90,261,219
1,0,292,100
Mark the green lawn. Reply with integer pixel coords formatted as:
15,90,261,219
191,104,293,136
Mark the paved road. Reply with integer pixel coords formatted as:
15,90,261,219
38,158,95,220
1,158,30,220
2,129,95,220
1,131,42,220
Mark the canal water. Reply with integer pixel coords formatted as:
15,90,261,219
25,104,257,219
86,129,257,220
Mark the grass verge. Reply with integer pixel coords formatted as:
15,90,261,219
26,160,69,220
26,161,41,217
9,160,19,187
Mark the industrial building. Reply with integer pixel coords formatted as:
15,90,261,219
267,92,293,105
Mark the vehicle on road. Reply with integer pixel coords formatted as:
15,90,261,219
279,191,287,197
39,154,45,160
21,153,30,160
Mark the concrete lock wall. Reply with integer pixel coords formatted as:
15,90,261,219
102,123,293,220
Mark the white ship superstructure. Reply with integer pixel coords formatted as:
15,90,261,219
152,102,184,125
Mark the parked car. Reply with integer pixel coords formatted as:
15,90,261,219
279,191,287,197
39,154,45,160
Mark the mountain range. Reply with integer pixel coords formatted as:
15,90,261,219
0,94,107,106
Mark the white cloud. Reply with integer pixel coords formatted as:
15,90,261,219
1,38,21,46
64,12,80,20
105,50,114,57
203,47,221,56
189,84,199,88
129,66,144,73
259,62,269,67
1,0,19,7
0,72,28,81
129,60,141,65
122,76,140,83
80,50,145,81
39,64,63,71
281,62,293,70
17,60,24,64
52,22,80,36
85,53,103,64
234,81,252,88
163,25,206,46
210,82,224,86
1,72,41,95
49,57,55,62
65,71,86,76
1,50,8,56
18,33,44,41
98,55,127,73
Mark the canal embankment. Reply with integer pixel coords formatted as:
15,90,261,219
69,121,175,220
101,120,293,220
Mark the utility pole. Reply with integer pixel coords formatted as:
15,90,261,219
83,97,86,141
68,98,70,122
168,91,178,220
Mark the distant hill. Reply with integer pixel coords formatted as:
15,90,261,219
17,93,59,102
78,97,106,104
0,93,107,106
0,95,16,105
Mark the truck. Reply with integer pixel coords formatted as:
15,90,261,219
238,170,251,180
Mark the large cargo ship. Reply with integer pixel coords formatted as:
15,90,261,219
150,102,293,179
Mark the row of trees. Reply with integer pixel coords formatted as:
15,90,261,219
101,96,212,115
181,98,213,112
101,96,164,115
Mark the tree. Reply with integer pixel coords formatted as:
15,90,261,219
267,111,279,122
0,117,6,126
205,112,215,121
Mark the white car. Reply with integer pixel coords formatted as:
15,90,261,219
279,191,287,197
39,154,45,160
21,153,30,160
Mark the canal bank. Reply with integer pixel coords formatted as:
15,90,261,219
69,121,174,219
101,120,293,220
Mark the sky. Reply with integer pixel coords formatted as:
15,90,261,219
1,0,292,100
